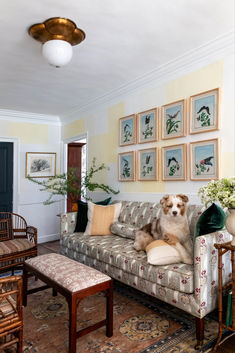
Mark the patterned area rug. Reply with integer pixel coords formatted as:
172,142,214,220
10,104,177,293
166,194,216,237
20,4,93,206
9,281,232,353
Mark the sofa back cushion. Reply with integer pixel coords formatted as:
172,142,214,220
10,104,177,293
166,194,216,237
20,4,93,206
117,201,204,239
118,201,161,229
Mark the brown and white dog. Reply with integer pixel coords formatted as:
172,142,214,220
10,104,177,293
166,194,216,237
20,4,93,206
133,194,193,264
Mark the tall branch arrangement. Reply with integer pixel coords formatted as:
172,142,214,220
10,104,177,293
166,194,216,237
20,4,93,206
27,158,119,205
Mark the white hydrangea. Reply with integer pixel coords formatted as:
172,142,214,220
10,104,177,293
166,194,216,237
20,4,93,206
198,177,235,209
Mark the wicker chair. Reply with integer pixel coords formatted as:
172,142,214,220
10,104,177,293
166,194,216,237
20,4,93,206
0,212,37,273
0,276,23,352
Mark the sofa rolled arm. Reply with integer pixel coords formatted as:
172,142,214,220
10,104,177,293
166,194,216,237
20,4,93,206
26,226,38,245
60,212,77,237
193,229,232,316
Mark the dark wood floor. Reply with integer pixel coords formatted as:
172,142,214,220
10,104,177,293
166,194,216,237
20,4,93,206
40,241,235,352
38,240,60,255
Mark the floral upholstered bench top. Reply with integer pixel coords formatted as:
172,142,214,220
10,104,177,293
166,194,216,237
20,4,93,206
26,253,111,292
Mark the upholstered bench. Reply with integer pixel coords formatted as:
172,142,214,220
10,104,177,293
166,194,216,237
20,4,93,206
22,253,113,353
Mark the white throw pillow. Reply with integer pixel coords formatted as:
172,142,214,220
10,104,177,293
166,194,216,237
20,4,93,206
146,239,181,265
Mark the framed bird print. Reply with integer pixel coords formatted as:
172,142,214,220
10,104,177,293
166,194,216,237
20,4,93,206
138,148,158,181
161,99,187,140
189,88,220,134
119,114,136,146
189,138,219,180
162,144,187,181
137,108,158,143
118,151,136,181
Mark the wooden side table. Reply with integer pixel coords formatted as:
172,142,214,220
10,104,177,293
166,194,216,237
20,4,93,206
213,242,235,351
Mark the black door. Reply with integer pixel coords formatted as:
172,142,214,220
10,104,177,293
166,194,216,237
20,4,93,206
0,142,13,212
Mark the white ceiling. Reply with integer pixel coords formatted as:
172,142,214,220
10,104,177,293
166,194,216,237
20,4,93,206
1,0,234,121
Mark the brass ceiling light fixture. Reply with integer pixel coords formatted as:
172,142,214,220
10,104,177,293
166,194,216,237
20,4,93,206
28,17,86,67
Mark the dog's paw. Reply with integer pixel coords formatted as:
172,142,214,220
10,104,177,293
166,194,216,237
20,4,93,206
163,233,179,246
133,243,141,252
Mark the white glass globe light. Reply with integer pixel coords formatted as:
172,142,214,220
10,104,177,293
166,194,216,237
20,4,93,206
42,39,73,67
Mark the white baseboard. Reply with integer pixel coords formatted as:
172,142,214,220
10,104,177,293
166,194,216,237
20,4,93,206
38,233,60,244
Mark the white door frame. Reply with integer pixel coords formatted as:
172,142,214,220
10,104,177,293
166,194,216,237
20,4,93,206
0,137,19,213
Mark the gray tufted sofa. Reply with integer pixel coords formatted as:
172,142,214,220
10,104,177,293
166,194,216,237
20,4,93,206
60,200,232,347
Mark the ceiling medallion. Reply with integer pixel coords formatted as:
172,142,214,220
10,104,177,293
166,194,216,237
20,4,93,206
28,17,86,67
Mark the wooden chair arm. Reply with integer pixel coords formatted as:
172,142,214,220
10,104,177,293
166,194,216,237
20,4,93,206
26,226,38,245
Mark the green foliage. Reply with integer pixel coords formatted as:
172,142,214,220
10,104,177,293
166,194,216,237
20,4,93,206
27,157,119,205
166,119,180,134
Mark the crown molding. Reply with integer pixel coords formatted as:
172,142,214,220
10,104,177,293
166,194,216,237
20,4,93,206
0,109,61,126
62,30,235,123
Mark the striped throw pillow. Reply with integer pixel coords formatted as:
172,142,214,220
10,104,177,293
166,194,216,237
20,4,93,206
84,202,122,236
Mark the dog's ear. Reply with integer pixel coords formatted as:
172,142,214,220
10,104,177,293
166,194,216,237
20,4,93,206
176,194,189,203
160,195,169,205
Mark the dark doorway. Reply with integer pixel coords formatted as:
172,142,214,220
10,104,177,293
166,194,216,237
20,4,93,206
0,142,13,212
67,142,85,212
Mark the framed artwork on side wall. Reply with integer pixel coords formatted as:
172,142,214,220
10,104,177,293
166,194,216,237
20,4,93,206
189,138,219,180
162,144,187,181
161,99,187,140
26,152,56,178
189,88,220,134
119,114,136,146
138,148,158,181
137,108,158,143
118,151,136,181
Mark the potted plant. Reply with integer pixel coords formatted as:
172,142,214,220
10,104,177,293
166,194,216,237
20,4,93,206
27,157,119,206
198,177,235,245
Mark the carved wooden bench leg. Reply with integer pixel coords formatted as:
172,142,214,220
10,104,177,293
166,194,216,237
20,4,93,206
68,295,77,353
106,281,113,337
195,317,204,349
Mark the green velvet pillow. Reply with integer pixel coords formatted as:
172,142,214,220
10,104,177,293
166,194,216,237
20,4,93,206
194,203,226,240
74,197,112,233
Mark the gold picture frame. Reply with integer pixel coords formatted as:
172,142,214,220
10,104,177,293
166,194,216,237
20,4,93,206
26,152,56,178
161,99,187,140
138,147,158,181
118,151,136,182
119,114,137,146
162,144,187,181
189,138,220,180
137,108,159,144
189,88,220,134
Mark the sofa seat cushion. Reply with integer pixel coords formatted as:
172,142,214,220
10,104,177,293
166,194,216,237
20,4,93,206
61,233,194,294
0,239,35,256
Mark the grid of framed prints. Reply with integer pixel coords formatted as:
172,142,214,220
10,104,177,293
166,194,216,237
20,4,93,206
118,87,221,182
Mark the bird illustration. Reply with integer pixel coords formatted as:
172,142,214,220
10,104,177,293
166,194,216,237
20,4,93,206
200,156,214,166
167,157,180,170
167,110,180,119
124,123,130,132
123,158,129,167
145,155,151,164
167,157,178,167
197,106,211,115
145,115,151,125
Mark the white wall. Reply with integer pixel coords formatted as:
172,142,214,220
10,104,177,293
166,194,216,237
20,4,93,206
0,111,62,243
